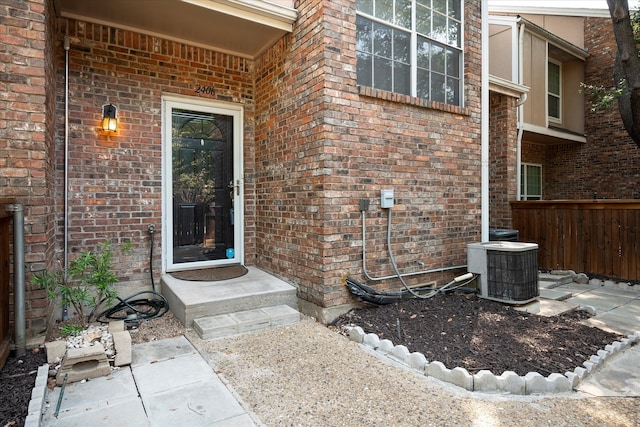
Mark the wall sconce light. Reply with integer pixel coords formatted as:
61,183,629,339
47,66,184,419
102,104,118,132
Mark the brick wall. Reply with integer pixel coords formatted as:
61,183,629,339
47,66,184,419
544,16,640,199
0,0,55,337
5,0,484,333
34,19,257,333
255,0,482,312
489,92,518,228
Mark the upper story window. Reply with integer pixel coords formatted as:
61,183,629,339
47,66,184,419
356,0,463,106
547,60,561,123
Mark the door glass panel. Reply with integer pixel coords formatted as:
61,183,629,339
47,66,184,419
171,109,234,264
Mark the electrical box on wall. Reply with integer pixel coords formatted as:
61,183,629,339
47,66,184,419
381,189,394,208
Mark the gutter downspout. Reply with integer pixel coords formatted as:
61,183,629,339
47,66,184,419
6,204,25,357
516,18,526,201
481,0,489,242
63,36,70,320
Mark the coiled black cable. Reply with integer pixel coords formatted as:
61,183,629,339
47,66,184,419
345,274,478,305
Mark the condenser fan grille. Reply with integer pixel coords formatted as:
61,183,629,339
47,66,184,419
486,248,538,302
467,241,539,304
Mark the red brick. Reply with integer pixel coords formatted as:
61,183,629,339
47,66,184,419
3,0,485,335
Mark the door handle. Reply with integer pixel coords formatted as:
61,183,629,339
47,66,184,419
228,180,240,196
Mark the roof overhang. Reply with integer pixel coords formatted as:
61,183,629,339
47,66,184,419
53,0,297,59
517,16,589,61
521,123,587,145
488,2,611,18
489,75,529,99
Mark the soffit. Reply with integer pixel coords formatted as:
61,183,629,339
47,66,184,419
53,0,297,59
522,125,586,145
488,3,610,19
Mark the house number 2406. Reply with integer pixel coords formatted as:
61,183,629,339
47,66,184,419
195,84,215,95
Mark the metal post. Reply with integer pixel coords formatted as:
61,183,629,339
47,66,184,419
6,203,25,357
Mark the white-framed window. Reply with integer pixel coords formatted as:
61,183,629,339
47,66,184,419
547,60,561,123
356,0,463,106
520,163,542,200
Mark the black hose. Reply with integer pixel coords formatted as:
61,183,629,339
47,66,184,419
148,224,156,292
90,291,169,324
90,225,169,325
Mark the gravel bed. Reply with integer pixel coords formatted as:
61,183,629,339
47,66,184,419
186,317,639,426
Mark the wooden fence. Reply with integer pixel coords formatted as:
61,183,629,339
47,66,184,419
511,200,640,282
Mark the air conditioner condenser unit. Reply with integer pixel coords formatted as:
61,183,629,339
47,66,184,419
467,242,539,304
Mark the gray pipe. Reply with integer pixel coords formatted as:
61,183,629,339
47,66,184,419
6,203,25,357
62,36,70,321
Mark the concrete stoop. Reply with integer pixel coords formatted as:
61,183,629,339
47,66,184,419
162,267,301,338
193,304,300,339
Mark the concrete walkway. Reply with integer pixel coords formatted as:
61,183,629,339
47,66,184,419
32,280,640,426
39,336,258,426
550,280,640,396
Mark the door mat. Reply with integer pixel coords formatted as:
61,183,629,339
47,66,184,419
169,265,248,281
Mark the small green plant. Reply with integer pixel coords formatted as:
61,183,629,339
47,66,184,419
32,241,132,326
59,323,84,338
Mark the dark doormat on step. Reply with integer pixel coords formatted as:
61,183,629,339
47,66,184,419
169,265,248,281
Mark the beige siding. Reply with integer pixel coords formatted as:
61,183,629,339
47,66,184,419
561,59,585,133
522,31,547,127
519,14,585,48
489,23,513,80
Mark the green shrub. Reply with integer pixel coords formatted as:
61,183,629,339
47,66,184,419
32,241,132,326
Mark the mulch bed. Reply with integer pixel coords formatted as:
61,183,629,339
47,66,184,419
0,349,47,427
333,292,623,377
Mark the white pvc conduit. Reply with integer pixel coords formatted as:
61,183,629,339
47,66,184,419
360,210,467,282
481,0,489,242
63,36,70,320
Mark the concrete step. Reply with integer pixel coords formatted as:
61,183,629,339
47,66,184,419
539,287,573,301
161,267,299,327
193,305,300,340
538,272,573,288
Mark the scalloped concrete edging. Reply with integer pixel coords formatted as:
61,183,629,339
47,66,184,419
347,325,640,395
24,364,49,427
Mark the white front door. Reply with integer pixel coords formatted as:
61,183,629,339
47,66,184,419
162,95,243,272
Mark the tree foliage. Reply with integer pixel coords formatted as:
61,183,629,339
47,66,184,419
607,0,640,148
